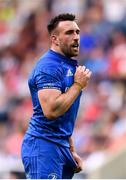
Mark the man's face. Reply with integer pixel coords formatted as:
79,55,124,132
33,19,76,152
55,21,80,58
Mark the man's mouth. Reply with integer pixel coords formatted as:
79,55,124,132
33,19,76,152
71,44,79,48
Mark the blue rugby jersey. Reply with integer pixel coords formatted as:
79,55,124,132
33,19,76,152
26,49,82,147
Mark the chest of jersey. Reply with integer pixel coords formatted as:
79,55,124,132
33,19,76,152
62,63,75,92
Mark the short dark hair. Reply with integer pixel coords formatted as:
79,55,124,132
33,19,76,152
47,13,76,34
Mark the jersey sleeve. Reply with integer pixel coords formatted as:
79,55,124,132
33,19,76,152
35,63,63,91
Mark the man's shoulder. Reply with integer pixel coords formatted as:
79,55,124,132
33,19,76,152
35,59,61,74
37,51,59,65
35,54,62,72
33,57,63,79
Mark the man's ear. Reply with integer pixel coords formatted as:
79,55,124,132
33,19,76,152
51,35,59,46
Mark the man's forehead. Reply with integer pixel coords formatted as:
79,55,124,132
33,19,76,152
58,20,80,31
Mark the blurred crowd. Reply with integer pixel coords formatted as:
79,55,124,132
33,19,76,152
0,0,126,178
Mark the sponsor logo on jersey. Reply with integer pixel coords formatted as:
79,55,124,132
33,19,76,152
48,173,57,179
66,69,73,76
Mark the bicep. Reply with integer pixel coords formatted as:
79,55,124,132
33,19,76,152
38,88,61,116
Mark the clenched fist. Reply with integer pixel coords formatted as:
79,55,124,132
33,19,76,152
74,66,92,90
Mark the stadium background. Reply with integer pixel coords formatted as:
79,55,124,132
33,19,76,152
0,0,126,178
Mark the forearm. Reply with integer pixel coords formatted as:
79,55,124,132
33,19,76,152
69,136,83,173
51,83,82,118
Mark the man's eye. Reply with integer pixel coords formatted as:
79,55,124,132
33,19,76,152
66,31,73,34
76,30,80,34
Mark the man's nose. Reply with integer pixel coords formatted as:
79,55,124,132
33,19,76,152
73,32,79,40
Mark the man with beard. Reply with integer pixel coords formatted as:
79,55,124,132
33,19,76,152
21,13,92,179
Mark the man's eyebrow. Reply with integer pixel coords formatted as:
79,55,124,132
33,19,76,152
65,28,80,34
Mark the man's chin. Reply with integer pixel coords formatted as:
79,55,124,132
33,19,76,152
65,51,79,58
73,49,79,56
72,52,79,57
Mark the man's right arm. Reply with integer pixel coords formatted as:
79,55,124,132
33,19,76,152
38,66,92,120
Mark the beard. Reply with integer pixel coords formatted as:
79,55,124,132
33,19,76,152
60,44,79,58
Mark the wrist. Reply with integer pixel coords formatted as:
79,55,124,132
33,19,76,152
74,82,83,90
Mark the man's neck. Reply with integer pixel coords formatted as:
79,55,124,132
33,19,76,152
50,46,64,57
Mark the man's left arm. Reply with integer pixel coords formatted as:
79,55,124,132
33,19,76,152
69,136,83,173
